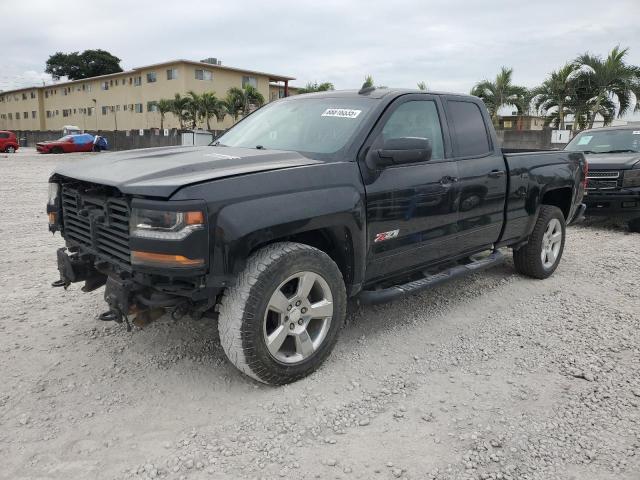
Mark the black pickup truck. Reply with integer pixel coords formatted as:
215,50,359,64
564,126,640,232
47,88,587,384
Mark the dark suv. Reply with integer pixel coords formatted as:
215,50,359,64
0,131,19,153
565,126,640,232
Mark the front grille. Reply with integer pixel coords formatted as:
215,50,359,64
61,184,131,267
587,170,620,179
587,170,621,190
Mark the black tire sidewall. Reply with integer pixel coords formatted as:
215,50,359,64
241,248,346,383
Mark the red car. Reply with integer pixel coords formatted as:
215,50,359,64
0,131,19,153
36,134,95,154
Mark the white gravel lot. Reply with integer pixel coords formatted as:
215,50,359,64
0,149,638,480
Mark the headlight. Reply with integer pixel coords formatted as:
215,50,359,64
47,182,60,227
130,208,204,240
622,168,640,188
48,183,59,206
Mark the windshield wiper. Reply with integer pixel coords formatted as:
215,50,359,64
255,145,266,150
210,140,227,146
599,149,638,154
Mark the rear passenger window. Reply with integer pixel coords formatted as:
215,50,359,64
381,100,444,160
0,133,8,139
448,101,491,157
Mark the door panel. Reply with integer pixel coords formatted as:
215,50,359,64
446,99,507,252
364,161,460,280
455,155,507,251
360,95,460,283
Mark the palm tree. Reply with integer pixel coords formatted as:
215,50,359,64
186,91,202,129
297,81,335,94
241,84,265,115
157,99,173,130
170,93,190,130
199,92,226,130
417,81,428,91
224,87,246,122
572,46,640,128
224,85,265,122
531,64,577,129
470,67,529,124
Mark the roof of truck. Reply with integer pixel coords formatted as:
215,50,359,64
293,87,472,100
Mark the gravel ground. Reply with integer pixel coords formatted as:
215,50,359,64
1,149,638,480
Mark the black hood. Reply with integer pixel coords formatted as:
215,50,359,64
585,152,640,170
52,145,320,198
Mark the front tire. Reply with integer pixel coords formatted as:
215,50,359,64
513,205,566,279
5,146,15,153
218,242,346,385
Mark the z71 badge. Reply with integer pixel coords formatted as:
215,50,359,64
374,229,400,243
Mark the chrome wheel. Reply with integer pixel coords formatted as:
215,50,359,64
541,218,562,269
263,271,333,364
6,146,15,153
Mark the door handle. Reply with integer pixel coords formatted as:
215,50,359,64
488,170,506,178
440,176,459,185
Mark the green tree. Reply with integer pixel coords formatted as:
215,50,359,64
362,75,374,88
157,99,173,130
199,92,226,130
572,46,640,128
297,81,335,94
417,81,428,91
470,67,529,124
531,64,577,129
186,91,202,129
224,85,265,122
45,49,123,80
170,93,190,130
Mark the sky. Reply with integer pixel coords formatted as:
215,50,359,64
1,0,639,119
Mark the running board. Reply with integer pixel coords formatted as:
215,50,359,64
357,250,505,305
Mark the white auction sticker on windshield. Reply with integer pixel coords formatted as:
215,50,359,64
633,131,640,135
321,108,362,119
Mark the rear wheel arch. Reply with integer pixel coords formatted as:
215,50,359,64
540,187,573,219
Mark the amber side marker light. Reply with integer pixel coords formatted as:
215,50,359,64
48,212,57,224
185,211,205,225
131,250,204,268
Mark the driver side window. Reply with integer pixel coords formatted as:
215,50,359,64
381,100,444,160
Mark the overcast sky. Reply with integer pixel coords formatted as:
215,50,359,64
2,0,639,117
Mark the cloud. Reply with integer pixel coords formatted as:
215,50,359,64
2,0,639,120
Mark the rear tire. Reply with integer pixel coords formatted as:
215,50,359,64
218,242,346,385
5,146,15,153
513,205,566,279
628,218,640,233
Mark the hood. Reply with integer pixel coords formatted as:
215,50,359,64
52,145,320,198
585,152,640,170
37,140,60,145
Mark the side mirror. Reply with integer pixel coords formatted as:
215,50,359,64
366,137,432,168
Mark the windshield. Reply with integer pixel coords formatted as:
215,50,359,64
58,135,73,142
566,129,640,153
214,97,377,158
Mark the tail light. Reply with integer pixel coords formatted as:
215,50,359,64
581,158,589,189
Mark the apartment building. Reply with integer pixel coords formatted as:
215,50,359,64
0,59,294,132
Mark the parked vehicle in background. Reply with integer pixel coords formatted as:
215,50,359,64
37,134,96,154
0,131,19,153
62,125,83,136
565,126,640,232
47,88,586,384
